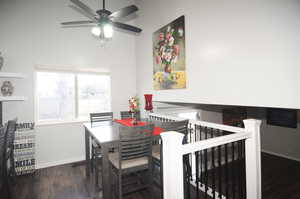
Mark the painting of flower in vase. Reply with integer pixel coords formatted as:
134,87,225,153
153,15,186,90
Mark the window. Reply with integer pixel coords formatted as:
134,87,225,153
36,71,111,123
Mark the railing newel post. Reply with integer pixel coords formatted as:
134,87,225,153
161,131,185,199
243,119,262,199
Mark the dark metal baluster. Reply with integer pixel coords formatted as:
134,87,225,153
194,124,197,142
242,140,246,199
199,126,203,184
225,142,229,198
188,153,191,199
205,148,208,199
196,151,200,198
211,129,216,199
217,129,222,199
204,127,208,199
232,142,236,199
238,140,242,199
189,123,192,143
218,142,222,199
199,125,202,141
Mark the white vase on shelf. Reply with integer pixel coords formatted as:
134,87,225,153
1,81,14,96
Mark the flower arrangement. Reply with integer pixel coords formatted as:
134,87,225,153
154,25,184,73
129,96,140,113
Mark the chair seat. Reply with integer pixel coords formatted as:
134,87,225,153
152,144,160,160
109,152,149,169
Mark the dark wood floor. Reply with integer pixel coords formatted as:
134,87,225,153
2,152,300,199
261,153,300,199
8,163,157,199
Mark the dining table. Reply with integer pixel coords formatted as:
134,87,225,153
83,118,162,199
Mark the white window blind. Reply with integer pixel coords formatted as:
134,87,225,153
36,71,111,123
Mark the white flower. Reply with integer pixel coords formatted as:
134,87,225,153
168,36,175,46
172,55,178,63
165,52,172,62
178,28,184,37
160,46,165,53
167,26,171,32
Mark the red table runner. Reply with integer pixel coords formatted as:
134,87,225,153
114,118,162,136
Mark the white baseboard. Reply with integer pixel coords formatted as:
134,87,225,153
36,156,85,169
262,149,300,163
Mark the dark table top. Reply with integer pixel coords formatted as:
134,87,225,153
84,121,119,145
84,119,158,145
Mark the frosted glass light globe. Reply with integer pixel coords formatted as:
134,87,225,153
91,26,101,37
103,24,113,38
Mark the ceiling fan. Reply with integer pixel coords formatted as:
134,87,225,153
61,0,142,39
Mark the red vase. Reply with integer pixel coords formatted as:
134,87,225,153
144,94,153,111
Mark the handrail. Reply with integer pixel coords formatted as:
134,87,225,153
149,113,246,134
189,119,246,134
181,131,252,155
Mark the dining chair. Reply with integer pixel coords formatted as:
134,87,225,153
90,112,113,126
151,119,189,198
120,111,132,119
110,124,154,199
90,112,113,189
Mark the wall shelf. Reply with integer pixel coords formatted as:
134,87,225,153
0,72,27,125
0,96,27,102
0,72,26,79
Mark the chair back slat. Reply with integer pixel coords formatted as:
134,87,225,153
120,111,132,119
161,119,189,135
90,112,113,125
153,119,189,135
120,111,141,120
119,124,153,161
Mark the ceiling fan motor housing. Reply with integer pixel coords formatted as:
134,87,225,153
96,9,112,17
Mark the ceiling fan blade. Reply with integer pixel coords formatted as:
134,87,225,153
110,5,138,20
61,20,95,25
62,24,95,28
112,22,142,33
70,0,96,16
69,5,97,22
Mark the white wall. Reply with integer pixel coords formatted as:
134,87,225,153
261,120,300,161
0,0,137,168
247,108,300,161
135,0,300,109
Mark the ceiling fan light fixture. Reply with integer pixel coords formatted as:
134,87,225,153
91,26,101,37
62,0,142,43
103,23,113,39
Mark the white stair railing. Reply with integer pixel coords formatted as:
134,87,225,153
150,113,262,199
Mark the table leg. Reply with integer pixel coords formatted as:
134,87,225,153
101,144,111,199
85,127,90,178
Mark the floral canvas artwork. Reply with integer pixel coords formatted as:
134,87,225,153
153,16,186,90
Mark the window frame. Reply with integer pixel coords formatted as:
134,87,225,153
34,68,111,126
